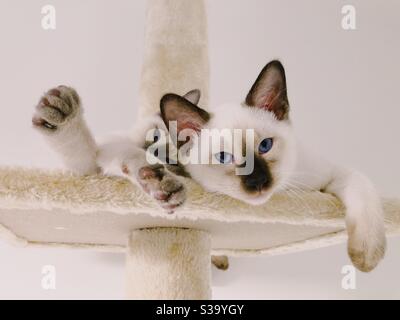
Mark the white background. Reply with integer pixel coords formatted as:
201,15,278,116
0,0,399,299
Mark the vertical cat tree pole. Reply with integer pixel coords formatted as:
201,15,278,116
126,0,211,299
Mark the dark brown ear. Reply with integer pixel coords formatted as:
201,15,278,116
160,93,210,136
245,60,289,121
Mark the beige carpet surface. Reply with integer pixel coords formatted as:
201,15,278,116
0,167,399,256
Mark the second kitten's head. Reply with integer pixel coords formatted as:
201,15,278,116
160,60,296,205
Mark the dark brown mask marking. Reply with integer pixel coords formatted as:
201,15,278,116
240,154,273,193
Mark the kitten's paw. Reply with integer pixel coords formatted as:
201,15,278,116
212,255,229,271
125,164,186,213
347,224,386,272
32,85,81,133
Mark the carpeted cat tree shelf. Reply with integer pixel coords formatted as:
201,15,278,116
1,0,400,300
1,169,400,299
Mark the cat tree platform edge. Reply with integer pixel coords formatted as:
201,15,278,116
1,167,399,257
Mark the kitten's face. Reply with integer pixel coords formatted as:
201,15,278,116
187,104,296,205
160,61,297,205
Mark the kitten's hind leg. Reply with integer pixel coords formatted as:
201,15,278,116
125,163,187,214
32,86,99,174
97,138,187,213
325,169,386,272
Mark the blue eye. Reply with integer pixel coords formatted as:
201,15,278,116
215,152,234,164
258,138,273,154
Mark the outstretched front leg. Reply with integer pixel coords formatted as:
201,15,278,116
32,86,99,174
324,168,386,272
292,146,386,272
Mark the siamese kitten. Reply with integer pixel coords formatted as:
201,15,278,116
158,61,386,273
32,60,386,272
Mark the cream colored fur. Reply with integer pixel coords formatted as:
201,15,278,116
126,228,211,300
137,0,209,119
